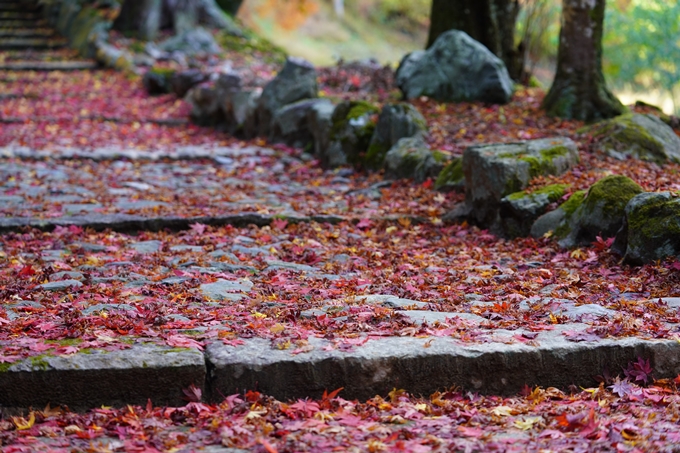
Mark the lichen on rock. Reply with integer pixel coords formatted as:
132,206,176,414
321,101,379,168
434,157,464,192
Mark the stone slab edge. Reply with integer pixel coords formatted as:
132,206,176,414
0,213,428,234
0,343,205,412
206,330,680,401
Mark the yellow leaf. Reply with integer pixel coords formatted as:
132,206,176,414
570,248,587,259
270,323,285,334
385,226,397,234
253,312,267,319
491,405,514,416
12,412,35,430
514,416,541,430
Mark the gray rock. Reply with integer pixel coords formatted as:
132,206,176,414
199,279,253,301
170,245,204,252
49,271,85,281
395,30,513,104
588,113,680,164
222,88,261,138
614,192,680,264
307,99,336,159
401,310,484,325
257,57,318,137
499,184,569,238
40,280,83,291
265,260,316,273
82,303,136,315
383,137,444,183
129,240,162,254
365,103,427,169
322,101,380,168
159,27,222,55
463,137,579,231
434,157,465,192
170,69,208,97
270,98,334,148
143,70,171,95
187,82,223,126
562,304,615,320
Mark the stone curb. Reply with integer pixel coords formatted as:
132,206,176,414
2,328,680,410
0,213,428,234
205,330,680,401
0,343,205,411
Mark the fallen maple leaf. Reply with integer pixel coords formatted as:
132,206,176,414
182,384,202,403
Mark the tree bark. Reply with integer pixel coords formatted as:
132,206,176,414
542,0,624,121
113,0,162,40
427,0,523,81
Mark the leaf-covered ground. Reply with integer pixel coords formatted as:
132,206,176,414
2,66,680,451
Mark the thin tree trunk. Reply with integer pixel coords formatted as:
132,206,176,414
542,0,624,121
427,0,523,80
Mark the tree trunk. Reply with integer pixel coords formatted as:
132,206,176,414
427,0,524,81
541,0,624,121
113,0,162,40
115,0,239,38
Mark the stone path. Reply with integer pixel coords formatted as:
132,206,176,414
0,0,96,71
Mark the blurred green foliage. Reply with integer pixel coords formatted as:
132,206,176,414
604,0,680,113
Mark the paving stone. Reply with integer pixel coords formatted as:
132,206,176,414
205,329,680,401
129,240,163,254
49,271,84,281
63,203,102,214
264,260,317,273
71,242,107,252
199,279,253,301
356,294,429,310
561,304,616,319
160,276,191,285
40,279,83,291
0,342,205,410
661,297,680,308
82,303,137,315
400,310,485,325
170,245,204,252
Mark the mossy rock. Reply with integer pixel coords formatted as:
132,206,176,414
143,67,175,95
500,184,570,238
383,137,442,183
614,192,680,265
532,175,644,248
324,100,379,167
434,157,464,192
463,137,579,230
586,113,680,164
365,103,428,170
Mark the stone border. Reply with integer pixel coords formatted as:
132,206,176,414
2,328,679,410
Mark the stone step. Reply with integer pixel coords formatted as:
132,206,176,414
0,60,98,71
0,37,66,49
0,3,38,11
0,19,46,28
1,326,679,410
0,10,39,19
0,27,55,37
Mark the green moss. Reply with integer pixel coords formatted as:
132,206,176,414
589,114,666,162
0,362,13,373
539,146,570,159
50,338,82,347
584,175,644,216
628,197,680,240
431,150,447,163
346,101,380,121
434,158,463,190
149,66,176,77
561,190,587,217
506,183,569,202
219,33,287,64
364,141,389,169
30,355,50,370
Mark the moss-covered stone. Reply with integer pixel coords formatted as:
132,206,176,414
583,175,643,217
560,189,587,217
328,101,379,166
500,184,570,238
365,103,427,170
616,192,680,264
434,157,464,192
587,113,680,164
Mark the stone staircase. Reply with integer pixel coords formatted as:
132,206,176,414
0,0,97,70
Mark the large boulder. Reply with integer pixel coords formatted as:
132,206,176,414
587,113,680,164
395,30,514,104
365,103,427,169
143,67,174,95
321,101,380,168
383,137,445,183
463,137,579,231
222,89,261,138
159,27,222,55
270,98,334,149
531,175,644,248
613,192,680,265
257,57,318,137
499,184,570,238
